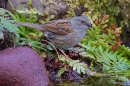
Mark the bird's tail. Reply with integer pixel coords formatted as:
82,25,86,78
16,22,46,32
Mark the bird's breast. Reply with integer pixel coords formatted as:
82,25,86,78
46,30,85,49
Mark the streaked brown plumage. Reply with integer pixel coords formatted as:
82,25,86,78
16,16,92,49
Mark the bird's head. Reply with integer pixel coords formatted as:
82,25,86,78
71,16,92,30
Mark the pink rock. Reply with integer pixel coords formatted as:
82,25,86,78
0,46,52,86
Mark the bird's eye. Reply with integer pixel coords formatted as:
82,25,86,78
76,20,85,25
81,20,86,24
81,21,86,24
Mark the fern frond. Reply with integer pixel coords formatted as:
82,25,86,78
59,55,90,74
80,43,130,73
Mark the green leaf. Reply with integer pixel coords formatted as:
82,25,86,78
58,67,66,77
99,46,103,54
58,55,66,61
104,64,111,70
46,45,54,50
106,53,117,62
0,30,4,40
97,57,110,66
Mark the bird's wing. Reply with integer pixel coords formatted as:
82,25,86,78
43,18,75,35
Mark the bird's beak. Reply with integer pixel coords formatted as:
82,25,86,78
87,23,92,28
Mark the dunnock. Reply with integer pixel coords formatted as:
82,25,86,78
16,16,92,49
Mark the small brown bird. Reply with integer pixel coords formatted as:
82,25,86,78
16,16,92,49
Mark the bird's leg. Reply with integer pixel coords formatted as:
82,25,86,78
41,40,68,58
58,48,68,58
41,39,59,56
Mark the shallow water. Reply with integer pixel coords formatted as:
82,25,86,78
56,76,129,86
